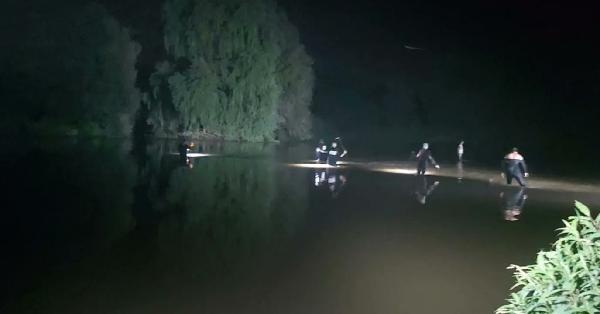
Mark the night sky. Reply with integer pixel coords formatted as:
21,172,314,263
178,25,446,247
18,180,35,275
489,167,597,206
280,0,600,130
278,0,600,162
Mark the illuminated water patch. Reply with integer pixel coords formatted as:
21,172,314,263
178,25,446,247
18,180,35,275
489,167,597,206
169,153,215,158
289,159,600,194
287,163,345,169
375,167,420,175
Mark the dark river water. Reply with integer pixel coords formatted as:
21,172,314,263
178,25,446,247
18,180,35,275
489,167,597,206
1,138,599,314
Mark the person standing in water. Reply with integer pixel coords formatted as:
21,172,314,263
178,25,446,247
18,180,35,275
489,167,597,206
457,140,464,162
315,139,326,162
416,143,440,175
178,141,194,160
327,140,347,166
502,147,529,187
178,140,195,168
316,139,329,163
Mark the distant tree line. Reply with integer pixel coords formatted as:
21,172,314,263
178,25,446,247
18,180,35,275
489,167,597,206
0,0,314,141
0,1,141,136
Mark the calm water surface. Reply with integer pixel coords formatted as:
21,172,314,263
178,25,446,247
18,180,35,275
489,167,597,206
1,139,599,314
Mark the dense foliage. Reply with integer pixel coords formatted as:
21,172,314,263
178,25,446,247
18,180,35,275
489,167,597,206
147,0,314,141
497,202,600,313
0,1,141,136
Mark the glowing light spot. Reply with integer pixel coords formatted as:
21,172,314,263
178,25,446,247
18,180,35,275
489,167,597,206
287,160,600,193
287,163,343,169
169,153,215,158
187,153,214,158
375,167,417,175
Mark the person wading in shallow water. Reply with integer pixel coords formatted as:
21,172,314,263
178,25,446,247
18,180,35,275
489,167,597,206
457,140,464,162
178,141,194,160
416,143,440,175
315,139,328,163
178,140,195,168
502,147,529,187
327,140,347,166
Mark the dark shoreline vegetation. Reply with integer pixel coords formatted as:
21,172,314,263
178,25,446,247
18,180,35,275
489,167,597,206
2,0,313,142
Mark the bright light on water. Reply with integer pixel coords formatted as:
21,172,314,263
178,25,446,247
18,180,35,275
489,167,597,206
187,153,213,158
169,153,214,158
287,163,344,169
290,160,600,194
375,167,419,175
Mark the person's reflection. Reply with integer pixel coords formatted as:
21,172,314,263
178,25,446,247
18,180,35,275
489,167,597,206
328,172,347,198
184,157,194,169
500,188,528,221
415,175,440,205
178,154,194,169
314,170,326,187
457,161,464,182
314,169,347,198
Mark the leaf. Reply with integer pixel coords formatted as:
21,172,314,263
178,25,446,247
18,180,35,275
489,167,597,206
575,201,591,217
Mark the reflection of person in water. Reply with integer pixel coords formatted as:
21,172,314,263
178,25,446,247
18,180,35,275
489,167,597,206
415,175,440,205
314,170,326,187
328,172,347,198
416,143,440,175
314,169,347,198
502,147,529,187
500,188,528,221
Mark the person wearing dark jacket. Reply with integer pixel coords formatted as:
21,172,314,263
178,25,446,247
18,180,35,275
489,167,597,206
316,140,328,163
502,148,529,187
416,143,440,175
327,140,347,166
178,141,194,160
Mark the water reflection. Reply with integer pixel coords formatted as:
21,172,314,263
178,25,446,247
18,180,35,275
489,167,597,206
5,141,600,313
3,139,310,312
314,169,348,198
500,188,528,221
415,175,440,205
1,138,138,308
131,140,311,277
457,161,464,182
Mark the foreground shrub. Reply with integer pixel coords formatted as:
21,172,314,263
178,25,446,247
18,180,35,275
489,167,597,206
497,202,600,313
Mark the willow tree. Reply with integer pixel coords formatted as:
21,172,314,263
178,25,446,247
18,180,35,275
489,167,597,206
149,0,314,141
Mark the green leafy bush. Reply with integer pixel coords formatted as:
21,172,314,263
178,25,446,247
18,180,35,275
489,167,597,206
148,0,314,141
497,202,600,313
